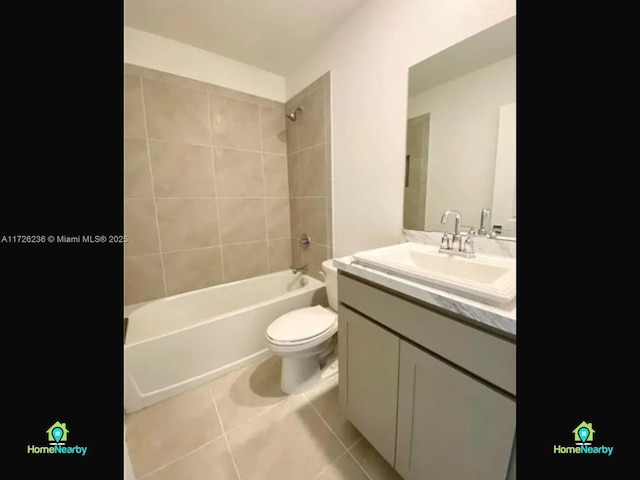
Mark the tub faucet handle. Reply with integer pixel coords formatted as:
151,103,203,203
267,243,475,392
291,265,308,274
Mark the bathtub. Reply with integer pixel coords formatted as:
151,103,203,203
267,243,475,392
124,270,327,414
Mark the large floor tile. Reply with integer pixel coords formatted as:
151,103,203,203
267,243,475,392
144,437,239,480
315,452,370,480
125,385,223,478
349,437,404,480
207,355,287,432
306,374,362,448
227,394,345,480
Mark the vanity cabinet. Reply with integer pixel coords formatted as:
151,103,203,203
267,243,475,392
338,271,516,480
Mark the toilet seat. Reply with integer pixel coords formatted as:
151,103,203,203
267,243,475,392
266,306,337,346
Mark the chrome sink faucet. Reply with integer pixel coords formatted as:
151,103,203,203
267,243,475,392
440,210,474,258
478,208,491,236
441,209,462,243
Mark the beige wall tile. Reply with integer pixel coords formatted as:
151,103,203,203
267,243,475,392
326,211,333,247
300,197,327,245
125,138,153,198
142,79,211,145
291,238,302,267
300,243,329,281
265,197,291,239
299,144,326,196
325,141,333,178
156,199,220,251
125,64,164,81
163,247,223,295
125,384,223,478
149,141,216,197
125,75,146,138
263,154,289,197
289,197,302,238
286,153,300,196
260,104,287,154
211,95,260,150
125,198,160,256
222,241,268,282
124,255,165,305
217,198,266,244
214,148,264,197
285,112,298,153
297,87,325,150
324,73,332,144
288,75,324,108
268,238,292,272
145,437,238,480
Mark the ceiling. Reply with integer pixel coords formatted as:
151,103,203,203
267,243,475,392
125,0,371,76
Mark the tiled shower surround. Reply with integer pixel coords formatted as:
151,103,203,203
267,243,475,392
124,65,293,305
286,73,333,280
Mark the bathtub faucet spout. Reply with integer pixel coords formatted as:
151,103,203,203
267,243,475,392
291,265,308,274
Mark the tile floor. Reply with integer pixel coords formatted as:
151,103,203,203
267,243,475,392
125,355,403,480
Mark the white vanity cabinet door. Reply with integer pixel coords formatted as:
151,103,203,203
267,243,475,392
339,305,400,466
395,340,516,480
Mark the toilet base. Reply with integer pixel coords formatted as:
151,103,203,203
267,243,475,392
281,356,322,394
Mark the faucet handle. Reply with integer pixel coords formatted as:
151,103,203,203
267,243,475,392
440,233,450,250
463,236,474,254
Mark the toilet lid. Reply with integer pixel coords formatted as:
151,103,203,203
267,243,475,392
266,306,337,343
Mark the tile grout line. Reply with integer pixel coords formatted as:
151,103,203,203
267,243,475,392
123,139,290,159
208,91,227,283
123,236,292,258
136,433,228,480
138,75,169,297
257,105,271,274
302,390,373,480
208,388,243,480
342,437,377,480
222,394,291,438
311,450,350,480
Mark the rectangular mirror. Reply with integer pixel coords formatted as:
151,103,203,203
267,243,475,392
403,15,516,239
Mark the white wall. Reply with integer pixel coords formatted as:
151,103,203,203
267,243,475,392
124,27,286,102
408,56,516,231
284,0,516,257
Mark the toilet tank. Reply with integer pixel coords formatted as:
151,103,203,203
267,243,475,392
321,259,338,311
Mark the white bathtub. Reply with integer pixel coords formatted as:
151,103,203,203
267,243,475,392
124,271,327,413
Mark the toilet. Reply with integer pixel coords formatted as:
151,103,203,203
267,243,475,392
265,259,339,394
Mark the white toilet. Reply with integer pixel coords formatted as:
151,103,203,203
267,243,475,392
265,259,339,394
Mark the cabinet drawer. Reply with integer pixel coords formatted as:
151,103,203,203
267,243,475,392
339,273,515,396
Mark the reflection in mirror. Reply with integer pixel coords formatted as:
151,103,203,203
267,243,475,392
403,15,516,239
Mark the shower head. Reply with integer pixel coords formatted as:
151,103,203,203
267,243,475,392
286,106,303,121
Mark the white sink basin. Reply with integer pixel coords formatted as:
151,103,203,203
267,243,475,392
351,242,516,305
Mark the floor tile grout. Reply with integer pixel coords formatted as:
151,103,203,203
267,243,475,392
209,388,243,480
129,356,382,480
136,434,226,479
303,390,372,480
312,450,350,480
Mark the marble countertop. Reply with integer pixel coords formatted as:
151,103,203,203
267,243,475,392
334,255,516,338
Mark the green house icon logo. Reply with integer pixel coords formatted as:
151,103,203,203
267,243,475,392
572,421,595,444
46,421,69,444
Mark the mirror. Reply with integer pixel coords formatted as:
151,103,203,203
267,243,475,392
403,15,516,239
